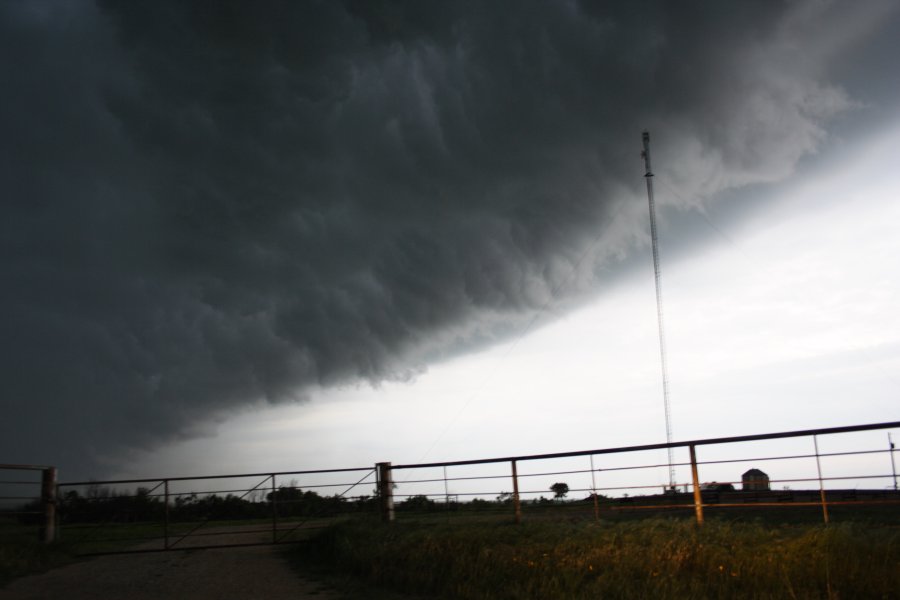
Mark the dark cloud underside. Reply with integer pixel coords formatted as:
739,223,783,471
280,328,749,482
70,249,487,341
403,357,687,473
1,0,892,476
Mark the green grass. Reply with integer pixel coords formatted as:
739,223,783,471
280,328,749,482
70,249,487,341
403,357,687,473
293,516,900,599
58,514,343,554
58,521,169,555
0,525,73,588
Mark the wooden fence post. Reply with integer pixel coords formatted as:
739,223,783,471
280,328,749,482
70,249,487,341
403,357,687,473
590,455,600,521
271,474,278,542
377,462,395,522
163,480,170,550
511,460,522,524
813,435,830,524
689,446,704,525
41,467,57,543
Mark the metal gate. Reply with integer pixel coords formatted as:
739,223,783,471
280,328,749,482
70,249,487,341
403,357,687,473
56,467,378,556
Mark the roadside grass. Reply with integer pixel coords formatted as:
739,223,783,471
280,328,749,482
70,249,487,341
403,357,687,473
59,521,168,555
56,513,343,554
293,516,900,599
0,523,73,588
1,515,337,587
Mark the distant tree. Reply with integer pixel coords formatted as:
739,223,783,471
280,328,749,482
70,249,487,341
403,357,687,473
372,482,397,498
550,482,569,500
398,495,435,512
470,498,492,511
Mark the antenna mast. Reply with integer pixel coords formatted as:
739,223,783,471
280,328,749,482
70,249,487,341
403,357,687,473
641,131,675,490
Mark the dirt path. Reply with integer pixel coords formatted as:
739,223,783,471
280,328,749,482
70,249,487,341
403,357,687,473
0,545,343,600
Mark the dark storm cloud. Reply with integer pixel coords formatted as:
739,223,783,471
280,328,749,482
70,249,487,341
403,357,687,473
1,0,892,476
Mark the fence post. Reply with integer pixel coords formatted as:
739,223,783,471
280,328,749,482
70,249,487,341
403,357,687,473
689,445,704,525
813,435,830,524
376,462,395,522
163,480,170,550
443,466,450,504
888,433,897,491
40,467,57,543
511,460,522,524
590,455,600,521
271,474,278,542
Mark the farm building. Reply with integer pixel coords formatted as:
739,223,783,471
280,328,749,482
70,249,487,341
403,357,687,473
742,468,770,491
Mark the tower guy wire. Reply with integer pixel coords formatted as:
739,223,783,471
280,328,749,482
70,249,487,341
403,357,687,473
641,131,676,490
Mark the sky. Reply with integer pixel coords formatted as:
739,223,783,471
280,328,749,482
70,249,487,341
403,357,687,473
2,1,899,486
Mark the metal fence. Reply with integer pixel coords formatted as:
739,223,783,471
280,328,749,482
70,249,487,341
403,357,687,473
4,421,899,555
384,421,900,525
55,467,377,555
0,463,57,544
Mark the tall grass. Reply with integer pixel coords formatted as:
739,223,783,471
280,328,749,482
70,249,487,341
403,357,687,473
295,517,900,599
0,525,72,587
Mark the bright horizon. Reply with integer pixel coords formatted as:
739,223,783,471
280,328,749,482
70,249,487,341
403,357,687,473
114,119,900,486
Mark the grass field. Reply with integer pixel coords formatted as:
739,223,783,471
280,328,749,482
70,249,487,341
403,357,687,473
0,522,72,587
293,515,900,599
5,507,900,596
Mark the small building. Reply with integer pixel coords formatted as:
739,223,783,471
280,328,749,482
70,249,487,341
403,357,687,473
742,468,770,491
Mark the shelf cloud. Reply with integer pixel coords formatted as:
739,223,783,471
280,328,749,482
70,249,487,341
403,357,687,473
1,0,892,476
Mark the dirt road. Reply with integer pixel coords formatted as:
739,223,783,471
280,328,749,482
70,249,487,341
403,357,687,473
0,545,343,600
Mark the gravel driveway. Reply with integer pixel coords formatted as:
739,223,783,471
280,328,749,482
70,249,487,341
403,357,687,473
0,544,343,600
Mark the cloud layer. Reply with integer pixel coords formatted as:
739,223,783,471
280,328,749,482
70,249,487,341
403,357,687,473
0,0,886,476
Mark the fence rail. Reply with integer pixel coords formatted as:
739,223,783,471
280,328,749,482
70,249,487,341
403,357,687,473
382,420,900,525
55,466,378,555
0,463,57,543
3,421,899,554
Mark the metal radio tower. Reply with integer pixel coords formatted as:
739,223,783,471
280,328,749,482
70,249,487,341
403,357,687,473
641,131,675,489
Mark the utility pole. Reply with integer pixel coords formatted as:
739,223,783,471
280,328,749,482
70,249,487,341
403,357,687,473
641,131,675,490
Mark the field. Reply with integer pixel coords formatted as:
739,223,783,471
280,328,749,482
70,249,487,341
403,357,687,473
0,520,72,587
293,515,900,599
5,498,900,597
